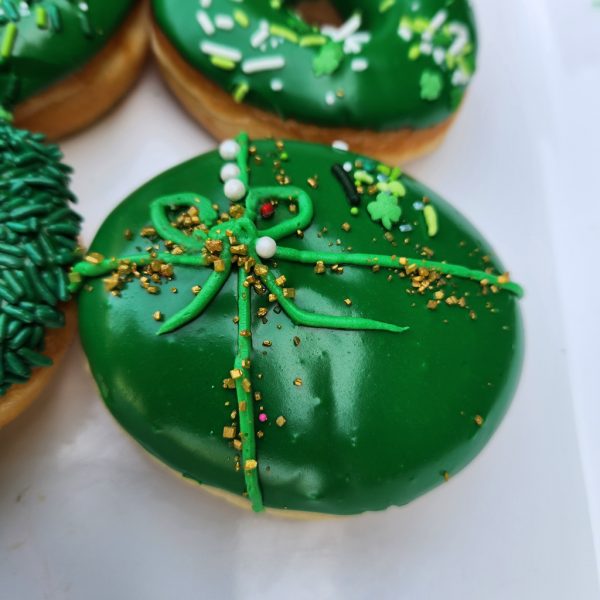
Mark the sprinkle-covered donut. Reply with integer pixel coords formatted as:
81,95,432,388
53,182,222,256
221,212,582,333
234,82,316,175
72,134,522,516
0,0,148,139
0,117,81,428
151,0,477,163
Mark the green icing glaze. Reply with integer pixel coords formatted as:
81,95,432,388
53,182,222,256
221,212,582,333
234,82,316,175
0,118,81,395
152,0,477,131
0,0,138,108
76,137,522,515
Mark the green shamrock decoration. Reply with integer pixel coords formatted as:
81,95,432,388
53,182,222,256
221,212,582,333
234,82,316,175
367,192,402,230
313,41,344,77
420,69,444,101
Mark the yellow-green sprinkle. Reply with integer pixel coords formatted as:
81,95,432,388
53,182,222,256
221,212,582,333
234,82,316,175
1,23,17,59
424,205,439,237
210,56,236,70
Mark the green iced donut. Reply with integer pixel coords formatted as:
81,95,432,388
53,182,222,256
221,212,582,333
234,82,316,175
72,134,523,516
152,0,477,130
0,0,139,107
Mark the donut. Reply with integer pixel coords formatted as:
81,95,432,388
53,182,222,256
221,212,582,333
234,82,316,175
0,117,81,428
71,134,522,516
151,0,477,163
0,0,148,140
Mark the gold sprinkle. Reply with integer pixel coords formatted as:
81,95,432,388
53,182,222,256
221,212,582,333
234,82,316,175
268,293,277,302
314,261,326,274
307,176,319,189
242,359,251,369
230,369,243,379
242,378,252,393
293,377,303,387
223,426,237,439
240,329,251,337
205,239,223,253
254,391,262,402
239,400,247,412
341,222,351,232
123,228,133,240
213,259,226,272
283,288,296,298
427,300,438,311
222,378,235,389
443,471,450,482
232,316,240,324
233,439,242,450
192,285,202,295
275,275,286,286
244,459,258,471
276,416,287,427
231,244,248,256
344,298,352,306
153,311,163,321
257,307,268,318
474,415,484,426
254,264,268,276
263,340,272,347
84,252,104,265
140,227,156,238
293,336,301,347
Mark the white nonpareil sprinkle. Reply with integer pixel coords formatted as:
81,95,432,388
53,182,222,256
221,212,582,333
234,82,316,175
220,163,241,182
200,41,242,62
255,237,277,260
270,78,283,91
250,20,270,48
325,91,336,106
242,56,286,74
351,57,369,72
200,0,212,7
224,179,247,202
215,14,234,30
433,48,445,65
398,25,412,41
196,10,215,35
219,139,240,160
332,141,349,151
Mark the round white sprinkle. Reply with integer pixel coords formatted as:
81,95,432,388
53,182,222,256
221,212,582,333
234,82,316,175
332,140,349,151
224,179,246,201
220,163,241,182
255,237,277,260
343,161,353,172
270,78,284,92
219,139,240,161
325,91,336,106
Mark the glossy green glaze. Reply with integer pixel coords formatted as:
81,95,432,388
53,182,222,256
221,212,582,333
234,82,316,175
78,139,522,515
0,0,138,108
152,0,477,131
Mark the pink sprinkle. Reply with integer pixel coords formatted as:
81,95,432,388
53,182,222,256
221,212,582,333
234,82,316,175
259,413,268,422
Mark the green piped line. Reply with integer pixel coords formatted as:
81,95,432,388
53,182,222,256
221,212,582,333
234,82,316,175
273,246,524,297
236,132,249,187
68,253,207,293
250,249,408,333
157,249,232,335
235,269,264,512
246,186,313,239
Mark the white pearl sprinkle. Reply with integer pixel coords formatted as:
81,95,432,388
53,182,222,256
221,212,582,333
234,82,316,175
255,237,277,260
220,163,241,182
332,140,349,151
219,139,240,161
224,178,246,201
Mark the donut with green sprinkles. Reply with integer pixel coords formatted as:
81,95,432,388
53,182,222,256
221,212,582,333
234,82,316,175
152,0,478,162
0,116,81,414
73,134,523,516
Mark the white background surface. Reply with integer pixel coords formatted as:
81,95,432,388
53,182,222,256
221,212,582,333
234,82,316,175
1,0,599,598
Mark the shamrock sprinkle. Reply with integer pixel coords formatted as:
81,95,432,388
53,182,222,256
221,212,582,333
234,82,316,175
367,193,402,230
420,70,444,101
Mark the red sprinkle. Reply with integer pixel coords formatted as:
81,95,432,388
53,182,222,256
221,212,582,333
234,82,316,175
260,202,275,219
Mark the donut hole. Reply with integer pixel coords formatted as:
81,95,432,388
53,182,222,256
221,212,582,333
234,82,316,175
294,0,343,28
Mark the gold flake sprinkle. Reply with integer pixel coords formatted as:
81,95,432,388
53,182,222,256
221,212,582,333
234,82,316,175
276,416,287,427
293,377,303,387
293,336,301,347
275,275,286,286
344,298,352,306
257,307,268,318
307,176,319,189
230,368,243,379
192,285,202,295
213,259,226,272
283,288,296,298
223,426,237,439
85,252,104,265
244,459,258,471
153,311,163,321
314,261,326,274
341,222,351,232
233,439,242,450
474,415,484,426
263,340,272,347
